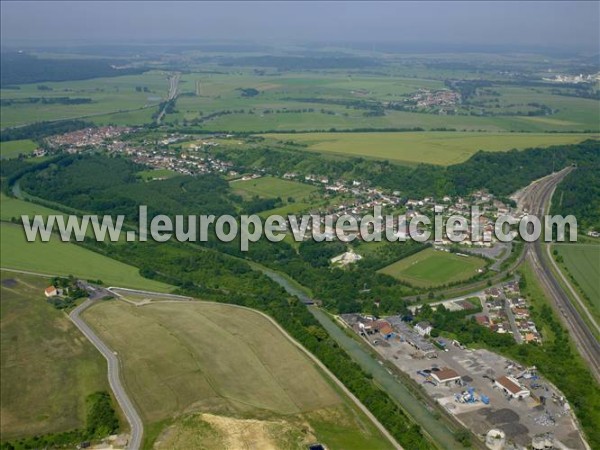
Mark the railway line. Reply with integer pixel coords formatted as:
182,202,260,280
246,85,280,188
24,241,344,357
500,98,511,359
519,167,600,383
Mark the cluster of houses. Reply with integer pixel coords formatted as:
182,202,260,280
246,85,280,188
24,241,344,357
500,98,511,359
45,126,133,151
400,88,461,112
541,72,600,84
131,148,235,177
481,282,542,344
42,128,530,254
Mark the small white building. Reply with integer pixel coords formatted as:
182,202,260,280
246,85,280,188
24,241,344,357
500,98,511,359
44,286,63,297
330,250,362,266
414,321,433,337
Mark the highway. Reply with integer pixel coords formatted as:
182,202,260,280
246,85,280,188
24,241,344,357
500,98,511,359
69,299,144,450
155,72,180,124
517,167,600,384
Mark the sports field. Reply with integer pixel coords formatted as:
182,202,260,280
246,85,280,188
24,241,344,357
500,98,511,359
83,299,393,449
231,175,317,200
0,139,38,159
378,247,487,288
555,244,600,313
0,223,172,292
0,270,108,439
261,132,597,165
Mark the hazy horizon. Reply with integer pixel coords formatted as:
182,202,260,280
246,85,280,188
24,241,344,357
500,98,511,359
1,1,599,54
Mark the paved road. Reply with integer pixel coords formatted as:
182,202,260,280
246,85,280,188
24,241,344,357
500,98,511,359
518,167,600,383
502,290,523,344
155,72,180,124
69,299,144,450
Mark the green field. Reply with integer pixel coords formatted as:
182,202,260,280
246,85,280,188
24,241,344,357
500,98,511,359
0,193,64,221
261,132,598,165
83,299,393,449
2,65,598,132
555,244,600,313
0,139,38,159
172,72,599,132
230,175,318,200
378,247,487,288
0,223,172,292
0,270,108,439
0,71,169,128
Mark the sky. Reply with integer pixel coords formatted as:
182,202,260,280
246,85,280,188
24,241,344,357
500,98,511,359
1,1,599,52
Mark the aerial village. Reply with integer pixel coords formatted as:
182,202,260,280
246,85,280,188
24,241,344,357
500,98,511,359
24,113,588,450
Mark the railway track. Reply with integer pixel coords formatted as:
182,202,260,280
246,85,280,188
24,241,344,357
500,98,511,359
521,168,600,383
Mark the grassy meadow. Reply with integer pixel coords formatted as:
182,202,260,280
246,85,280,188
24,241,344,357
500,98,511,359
261,132,598,165
83,299,393,450
2,68,598,133
0,193,64,221
554,243,600,320
0,223,173,292
230,175,318,200
378,247,486,288
0,139,38,159
0,71,169,128
0,270,108,439
173,72,599,132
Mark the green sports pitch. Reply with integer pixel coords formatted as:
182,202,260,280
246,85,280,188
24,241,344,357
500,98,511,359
378,247,487,288
230,175,317,200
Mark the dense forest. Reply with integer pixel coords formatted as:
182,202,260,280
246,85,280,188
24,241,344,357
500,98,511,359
20,154,237,218
0,119,93,142
0,52,145,86
552,161,600,231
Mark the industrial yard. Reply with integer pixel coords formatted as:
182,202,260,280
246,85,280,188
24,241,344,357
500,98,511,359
340,313,588,450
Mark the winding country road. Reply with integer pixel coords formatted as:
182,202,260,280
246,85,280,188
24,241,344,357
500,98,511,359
70,299,144,450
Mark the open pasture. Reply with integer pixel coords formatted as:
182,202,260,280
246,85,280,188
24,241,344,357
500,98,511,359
555,243,600,313
0,223,173,292
0,71,169,128
0,139,38,159
0,270,108,439
261,132,597,165
378,247,486,287
83,300,393,449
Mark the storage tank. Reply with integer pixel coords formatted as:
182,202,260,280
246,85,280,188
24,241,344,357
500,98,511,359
485,429,506,450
